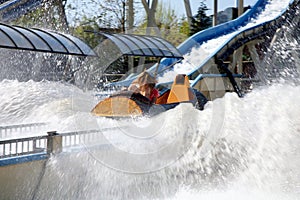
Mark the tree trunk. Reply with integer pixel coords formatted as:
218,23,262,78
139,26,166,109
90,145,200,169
184,0,192,28
126,0,134,33
52,0,69,32
121,0,126,32
140,0,160,71
126,0,134,72
141,0,160,36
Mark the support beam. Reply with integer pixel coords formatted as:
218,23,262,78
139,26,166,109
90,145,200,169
184,0,193,28
237,0,244,16
217,60,243,98
126,0,134,72
213,0,218,26
232,48,243,73
247,41,262,80
47,131,62,154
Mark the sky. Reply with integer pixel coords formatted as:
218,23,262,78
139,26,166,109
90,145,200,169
161,0,259,16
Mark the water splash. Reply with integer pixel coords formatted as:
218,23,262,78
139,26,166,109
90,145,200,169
2,79,299,199
1,1,300,199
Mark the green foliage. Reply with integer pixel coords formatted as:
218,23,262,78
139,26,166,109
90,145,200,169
13,1,68,32
179,19,190,37
70,17,101,48
13,8,43,27
135,2,189,46
155,2,177,30
189,1,212,36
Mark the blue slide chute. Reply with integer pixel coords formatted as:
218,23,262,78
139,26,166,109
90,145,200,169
110,0,268,87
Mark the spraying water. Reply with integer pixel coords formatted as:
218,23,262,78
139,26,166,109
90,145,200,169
1,1,300,199
2,27,300,198
2,79,300,199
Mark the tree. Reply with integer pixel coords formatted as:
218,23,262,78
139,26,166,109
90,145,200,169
189,1,212,36
126,0,134,33
98,0,126,32
14,0,69,32
179,18,190,38
66,0,141,33
70,17,102,48
136,2,189,46
155,2,178,30
155,2,189,46
141,0,160,36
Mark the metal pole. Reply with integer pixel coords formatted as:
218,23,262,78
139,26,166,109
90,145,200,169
184,0,193,28
213,0,218,26
154,58,161,78
47,131,62,154
237,0,244,16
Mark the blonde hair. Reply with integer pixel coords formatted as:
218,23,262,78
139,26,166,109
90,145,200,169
136,71,157,86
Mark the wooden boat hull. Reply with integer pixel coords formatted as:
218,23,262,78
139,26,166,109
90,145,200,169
91,91,182,117
92,74,207,118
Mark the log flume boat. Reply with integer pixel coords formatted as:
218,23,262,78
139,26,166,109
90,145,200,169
91,74,207,117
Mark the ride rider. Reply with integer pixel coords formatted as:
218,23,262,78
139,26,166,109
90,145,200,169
128,71,159,104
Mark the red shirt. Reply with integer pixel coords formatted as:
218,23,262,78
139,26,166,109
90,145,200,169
149,88,159,103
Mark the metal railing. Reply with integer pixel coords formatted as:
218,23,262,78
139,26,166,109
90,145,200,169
0,135,47,158
0,123,48,138
0,125,123,160
60,127,123,149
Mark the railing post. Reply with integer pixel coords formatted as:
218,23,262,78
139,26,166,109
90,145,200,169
47,131,62,154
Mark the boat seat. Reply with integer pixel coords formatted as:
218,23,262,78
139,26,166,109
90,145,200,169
167,74,195,104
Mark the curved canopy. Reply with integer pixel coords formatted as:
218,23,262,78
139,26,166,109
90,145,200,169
100,33,183,59
0,23,96,56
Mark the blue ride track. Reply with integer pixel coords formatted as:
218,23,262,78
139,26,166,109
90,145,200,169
108,0,296,88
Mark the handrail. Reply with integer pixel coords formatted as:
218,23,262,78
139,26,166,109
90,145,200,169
0,122,47,130
0,122,48,138
0,126,126,162
0,135,47,158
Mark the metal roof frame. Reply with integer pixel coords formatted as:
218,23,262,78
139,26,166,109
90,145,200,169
0,23,96,57
0,24,182,58
99,32,183,59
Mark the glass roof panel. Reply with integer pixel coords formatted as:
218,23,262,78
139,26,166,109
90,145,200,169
63,34,97,56
122,35,154,56
49,32,82,54
0,25,33,48
0,29,15,47
30,29,68,53
99,33,182,58
102,33,131,55
114,35,144,55
0,24,96,56
14,27,51,51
